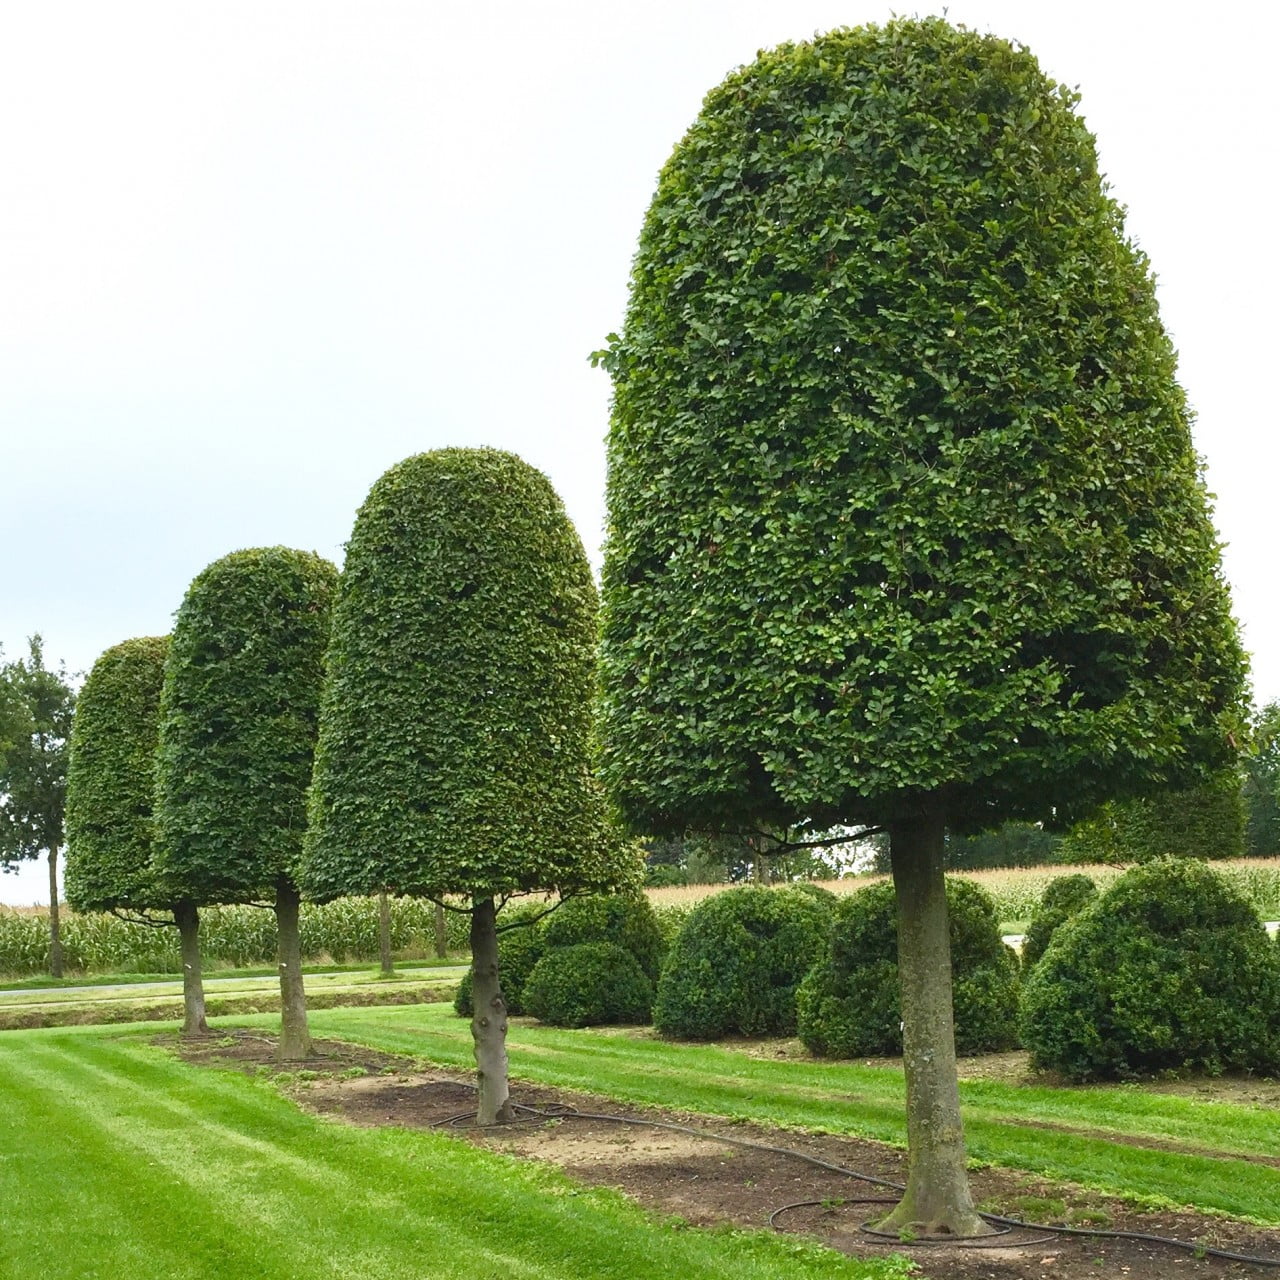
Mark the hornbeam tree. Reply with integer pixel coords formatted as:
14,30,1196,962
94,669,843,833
302,449,638,1125
596,18,1247,1237
65,636,211,1034
155,547,337,1059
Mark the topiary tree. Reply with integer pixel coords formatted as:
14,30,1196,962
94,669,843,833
155,547,337,1059
1019,873,1097,971
596,17,1248,1235
522,942,654,1028
64,636,211,1034
1020,858,1280,1079
653,885,832,1039
301,449,639,1124
797,879,1019,1058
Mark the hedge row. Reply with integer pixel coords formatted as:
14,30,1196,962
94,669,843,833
0,896,471,977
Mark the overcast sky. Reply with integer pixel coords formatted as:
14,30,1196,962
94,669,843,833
3,1,1276,905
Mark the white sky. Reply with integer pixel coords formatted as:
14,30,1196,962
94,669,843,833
3,1,1276,905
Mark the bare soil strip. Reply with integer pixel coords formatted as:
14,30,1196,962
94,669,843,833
171,1031,1280,1280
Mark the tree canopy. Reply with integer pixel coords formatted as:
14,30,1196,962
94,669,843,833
0,638,76,874
155,547,338,903
65,636,170,912
597,17,1247,841
303,448,629,902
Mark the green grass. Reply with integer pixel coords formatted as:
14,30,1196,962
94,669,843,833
0,1025,909,1280
292,1005,1280,1226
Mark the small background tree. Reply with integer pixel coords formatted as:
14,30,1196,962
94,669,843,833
0,638,76,977
303,449,639,1124
65,636,213,1034
1244,701,1280,856
155,547,337,1059
597,17,1247,1235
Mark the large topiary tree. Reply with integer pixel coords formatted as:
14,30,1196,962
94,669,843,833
155,547,338,1059
65,636,212,1034
302,449,639,1124
596,18,1247,1236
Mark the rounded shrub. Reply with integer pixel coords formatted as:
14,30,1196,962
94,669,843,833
797,879,1020,1058
540,892,665,981
653,885,832,1039
523,942,654,1027
1020,874,1097,970
1020,857,1280,1079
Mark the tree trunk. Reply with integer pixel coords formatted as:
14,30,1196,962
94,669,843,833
47,846,63,979
378,890,394,976
173,899,209,1035
877,802,990,1239
434,901,448,959
275,880,313,1060
469,896,514,1125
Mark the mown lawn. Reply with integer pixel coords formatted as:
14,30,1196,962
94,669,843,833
297,1004,1280,1226
0,1025,910,1280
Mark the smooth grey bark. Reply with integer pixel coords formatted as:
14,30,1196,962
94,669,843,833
275,880,313,1060
469,896,514,1125
173,899,209,1035
434,901,448,959
47,846,63,979
878,802,990,1238
378,889,394,976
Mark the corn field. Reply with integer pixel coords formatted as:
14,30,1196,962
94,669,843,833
0,896,473,978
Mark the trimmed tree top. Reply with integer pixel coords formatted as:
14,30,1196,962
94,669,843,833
154,547,337,903
302,448,633,901
65,636,169,913
598,17,1247,836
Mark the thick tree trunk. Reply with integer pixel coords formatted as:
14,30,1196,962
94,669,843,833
47,846,63,979
275,880,313,1060
173,900,209,1035
877,802,990,1239
469,896,514,1125
378,890,394,976
434,901,448,959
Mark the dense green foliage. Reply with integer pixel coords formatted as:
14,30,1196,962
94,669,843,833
541,893,665,981
1019,874,1097,970
154,548,337,903
797,879,1019,1057
1020,858,1280,1079
0,638,75,871
522,941,654,1027
945,822,1061,870
596,17,1246,840
1060,774,1245,864
653,886,832,1038
64,637,169,912
303,450,631,902
1245,701,1280,856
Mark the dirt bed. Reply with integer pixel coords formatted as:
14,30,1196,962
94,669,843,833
173,1031,1280,1280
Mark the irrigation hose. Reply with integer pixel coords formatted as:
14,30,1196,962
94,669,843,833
430,1092,1280,1268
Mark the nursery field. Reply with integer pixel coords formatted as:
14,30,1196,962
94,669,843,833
4,1008,1280,1280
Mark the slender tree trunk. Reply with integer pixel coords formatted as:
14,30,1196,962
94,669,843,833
47,845,63,979
378,890,394,976
173,899,209,1035
877,801,989,1238
434,901,448,959
469,896,514,1125
275,880,313,1060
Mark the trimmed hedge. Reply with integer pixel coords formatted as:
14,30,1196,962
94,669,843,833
653,886,832,1039
796,879,1020,1058
1020,858,1280,1079
1020,874,1097,970
522,942,653,1027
